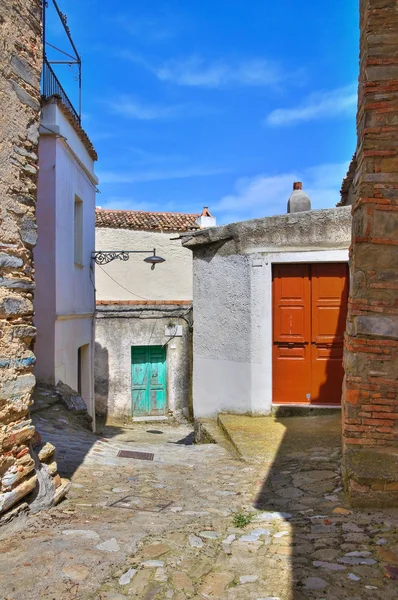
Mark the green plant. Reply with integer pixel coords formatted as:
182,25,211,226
232,512,253,528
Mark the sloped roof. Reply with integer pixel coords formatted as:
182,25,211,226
95,208,201,232
337,154,357,207
41,95,98,161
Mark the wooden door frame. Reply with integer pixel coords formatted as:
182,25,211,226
249,249,349,414
272,262,348,406
131,344,168,418
270,252,349,407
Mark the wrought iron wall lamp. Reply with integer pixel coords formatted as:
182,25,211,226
92,249,166,266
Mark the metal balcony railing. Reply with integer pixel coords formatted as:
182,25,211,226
42,58,81,124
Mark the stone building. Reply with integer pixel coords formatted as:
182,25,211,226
182,192,352,418
0,0,42,514
33,96,98,425
95,208,215,422
341,0,398,507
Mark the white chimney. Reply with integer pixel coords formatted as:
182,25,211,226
196,207,216,228
287,182,311,213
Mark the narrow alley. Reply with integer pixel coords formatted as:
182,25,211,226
1,394,398,600
1,3,398,600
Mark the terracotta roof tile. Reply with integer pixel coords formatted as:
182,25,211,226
95,208,201,232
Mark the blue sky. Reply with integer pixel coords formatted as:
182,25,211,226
47,0,359,224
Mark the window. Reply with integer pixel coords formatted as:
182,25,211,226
74,195,83,266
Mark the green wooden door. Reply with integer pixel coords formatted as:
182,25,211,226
131,346,167,417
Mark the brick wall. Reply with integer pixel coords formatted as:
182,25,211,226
342,0,398,506
0,0,42,514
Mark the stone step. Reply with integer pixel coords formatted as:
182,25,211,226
194,418,242,460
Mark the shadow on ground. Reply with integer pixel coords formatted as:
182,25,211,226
219,412,398,599
31,385,124,479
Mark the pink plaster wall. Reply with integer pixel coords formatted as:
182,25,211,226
34,135,56,383
34,102,96,401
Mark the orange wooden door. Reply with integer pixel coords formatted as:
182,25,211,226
272,263,348,405
272,265,311,404
311,263,348,404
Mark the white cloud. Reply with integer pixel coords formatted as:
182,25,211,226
129,147,188,165
214,161,350,224
265,84,357,126
98,166,229,185
121,53,288,88
106,95,217,120
106,97,187,120
156,56,282,88
112,14,181,43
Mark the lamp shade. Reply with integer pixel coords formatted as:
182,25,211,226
143,253,166,265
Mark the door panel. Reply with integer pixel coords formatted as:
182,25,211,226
149,347,167,415
131,346,167,417
273,265,311,403
272,263,348,405
311,263,348,404
273,265,310,344
272,343,311,404
132,347,149,416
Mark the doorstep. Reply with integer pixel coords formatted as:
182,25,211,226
132,415,169,422
271,404,341,417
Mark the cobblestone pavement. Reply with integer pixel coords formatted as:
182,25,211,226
1,403,398,600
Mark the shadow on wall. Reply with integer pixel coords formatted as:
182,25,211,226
94,341,109,423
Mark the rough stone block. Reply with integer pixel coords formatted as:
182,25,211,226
11,81,40,111
0,474,37,514
0,294,33,318
0,253,23,268
56,382,88,414
0,374,36,400
355,315,398,339
10,55,37,87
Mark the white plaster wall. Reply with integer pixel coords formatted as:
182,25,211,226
192,252,252,417
54,317,91,382
55,142,95,316
95,228,193,301
41,101,96,176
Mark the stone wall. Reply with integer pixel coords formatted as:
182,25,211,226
95,303,193,421
342,0,398,506
0,0,42,514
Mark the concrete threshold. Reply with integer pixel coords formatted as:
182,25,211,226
132,416,169,422
272,404,341,417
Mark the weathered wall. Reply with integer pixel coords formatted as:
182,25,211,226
95,228,193,302
342,0,398,507
95,305,192,421
183,208,352,418
0,0,42,513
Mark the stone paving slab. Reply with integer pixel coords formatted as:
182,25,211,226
1,405,398,599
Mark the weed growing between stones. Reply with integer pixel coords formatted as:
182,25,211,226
232,511,253,528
